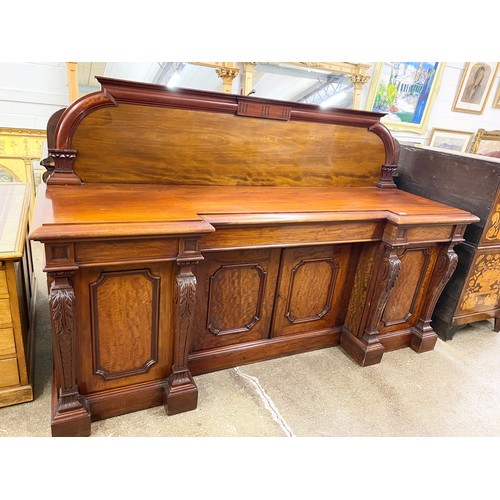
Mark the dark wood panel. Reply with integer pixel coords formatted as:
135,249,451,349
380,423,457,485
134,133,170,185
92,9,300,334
397,145,500,245
189,328,342,375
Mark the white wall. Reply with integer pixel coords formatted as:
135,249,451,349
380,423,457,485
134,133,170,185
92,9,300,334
361,62,500,147
0,62,69,129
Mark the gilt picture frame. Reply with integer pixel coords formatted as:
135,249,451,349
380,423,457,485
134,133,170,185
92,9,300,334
452,62,499,114
493,81,500,109
428,128,474,153
365,62,444,135
470,129,500,158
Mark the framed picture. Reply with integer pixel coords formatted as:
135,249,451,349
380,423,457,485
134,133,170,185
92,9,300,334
470,129,500,158
365,62,444,134
452,62,499,114
428,128,474,153
493,81,500,109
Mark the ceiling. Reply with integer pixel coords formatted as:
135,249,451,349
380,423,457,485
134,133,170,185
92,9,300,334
76,62,362,108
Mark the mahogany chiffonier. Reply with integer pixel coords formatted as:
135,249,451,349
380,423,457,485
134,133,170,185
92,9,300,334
0,183,36,407
397,145,500,339
29,78,478,436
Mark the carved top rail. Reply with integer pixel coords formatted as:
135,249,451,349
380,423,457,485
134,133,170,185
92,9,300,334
45,77,399,188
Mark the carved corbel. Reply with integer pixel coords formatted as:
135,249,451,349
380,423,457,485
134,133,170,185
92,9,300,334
377,165,398,189
46,148,82,185
362,245,401,346
48,272,90,436
164,239,203,415
341,242,402,366
410,245,458,352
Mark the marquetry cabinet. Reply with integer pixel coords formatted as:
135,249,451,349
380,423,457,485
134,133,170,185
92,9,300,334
397,145,500,339
0,183,36,407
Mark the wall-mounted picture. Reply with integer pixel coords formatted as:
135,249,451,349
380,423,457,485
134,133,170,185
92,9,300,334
470,129,500,158
428,128,474,153
493,81,500,109
366,62,444,134
452,62,499,114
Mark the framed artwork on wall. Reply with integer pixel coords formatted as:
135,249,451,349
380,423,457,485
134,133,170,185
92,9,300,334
428,128,474,153
365,62,444,134
452,62,499,114
470,129,500,158
493,81,500,109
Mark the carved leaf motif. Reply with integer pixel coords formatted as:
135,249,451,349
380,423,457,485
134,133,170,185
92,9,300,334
177,275,196,318
50,287,76,392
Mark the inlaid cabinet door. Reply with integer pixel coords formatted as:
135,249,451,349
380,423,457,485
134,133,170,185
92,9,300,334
272,244,354,337
191,248,281,351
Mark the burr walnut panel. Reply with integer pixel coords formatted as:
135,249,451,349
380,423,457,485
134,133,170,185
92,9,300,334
71,104,386,187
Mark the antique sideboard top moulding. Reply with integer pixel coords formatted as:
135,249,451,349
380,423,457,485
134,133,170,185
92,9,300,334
29,77,479,437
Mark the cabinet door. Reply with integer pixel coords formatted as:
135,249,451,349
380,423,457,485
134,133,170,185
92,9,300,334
272,244,354,337
75,262,174,394
191,248,281,351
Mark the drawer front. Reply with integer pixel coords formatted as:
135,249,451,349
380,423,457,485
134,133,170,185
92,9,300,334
0,357,20,388
0,269,8,296
0,298,13,328
457,248,500,315
0,327,16,357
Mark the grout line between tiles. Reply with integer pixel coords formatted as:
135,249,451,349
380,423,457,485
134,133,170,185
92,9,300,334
233,366,295,437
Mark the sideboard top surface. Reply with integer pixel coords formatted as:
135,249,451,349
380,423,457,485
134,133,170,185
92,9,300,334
30,182,479,241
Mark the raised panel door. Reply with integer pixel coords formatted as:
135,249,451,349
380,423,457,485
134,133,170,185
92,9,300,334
272,244,354,337
191,248,281,351
75,262,174,393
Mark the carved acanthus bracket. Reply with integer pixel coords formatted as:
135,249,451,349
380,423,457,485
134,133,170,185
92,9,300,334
362,245,402,346
164,241,204,415
410,245,458,352
49,272,84,413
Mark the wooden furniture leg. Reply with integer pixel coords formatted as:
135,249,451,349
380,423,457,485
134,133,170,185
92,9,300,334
493,317,500,332
164,261,199,415
49,273,91,437
411,246,458,353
